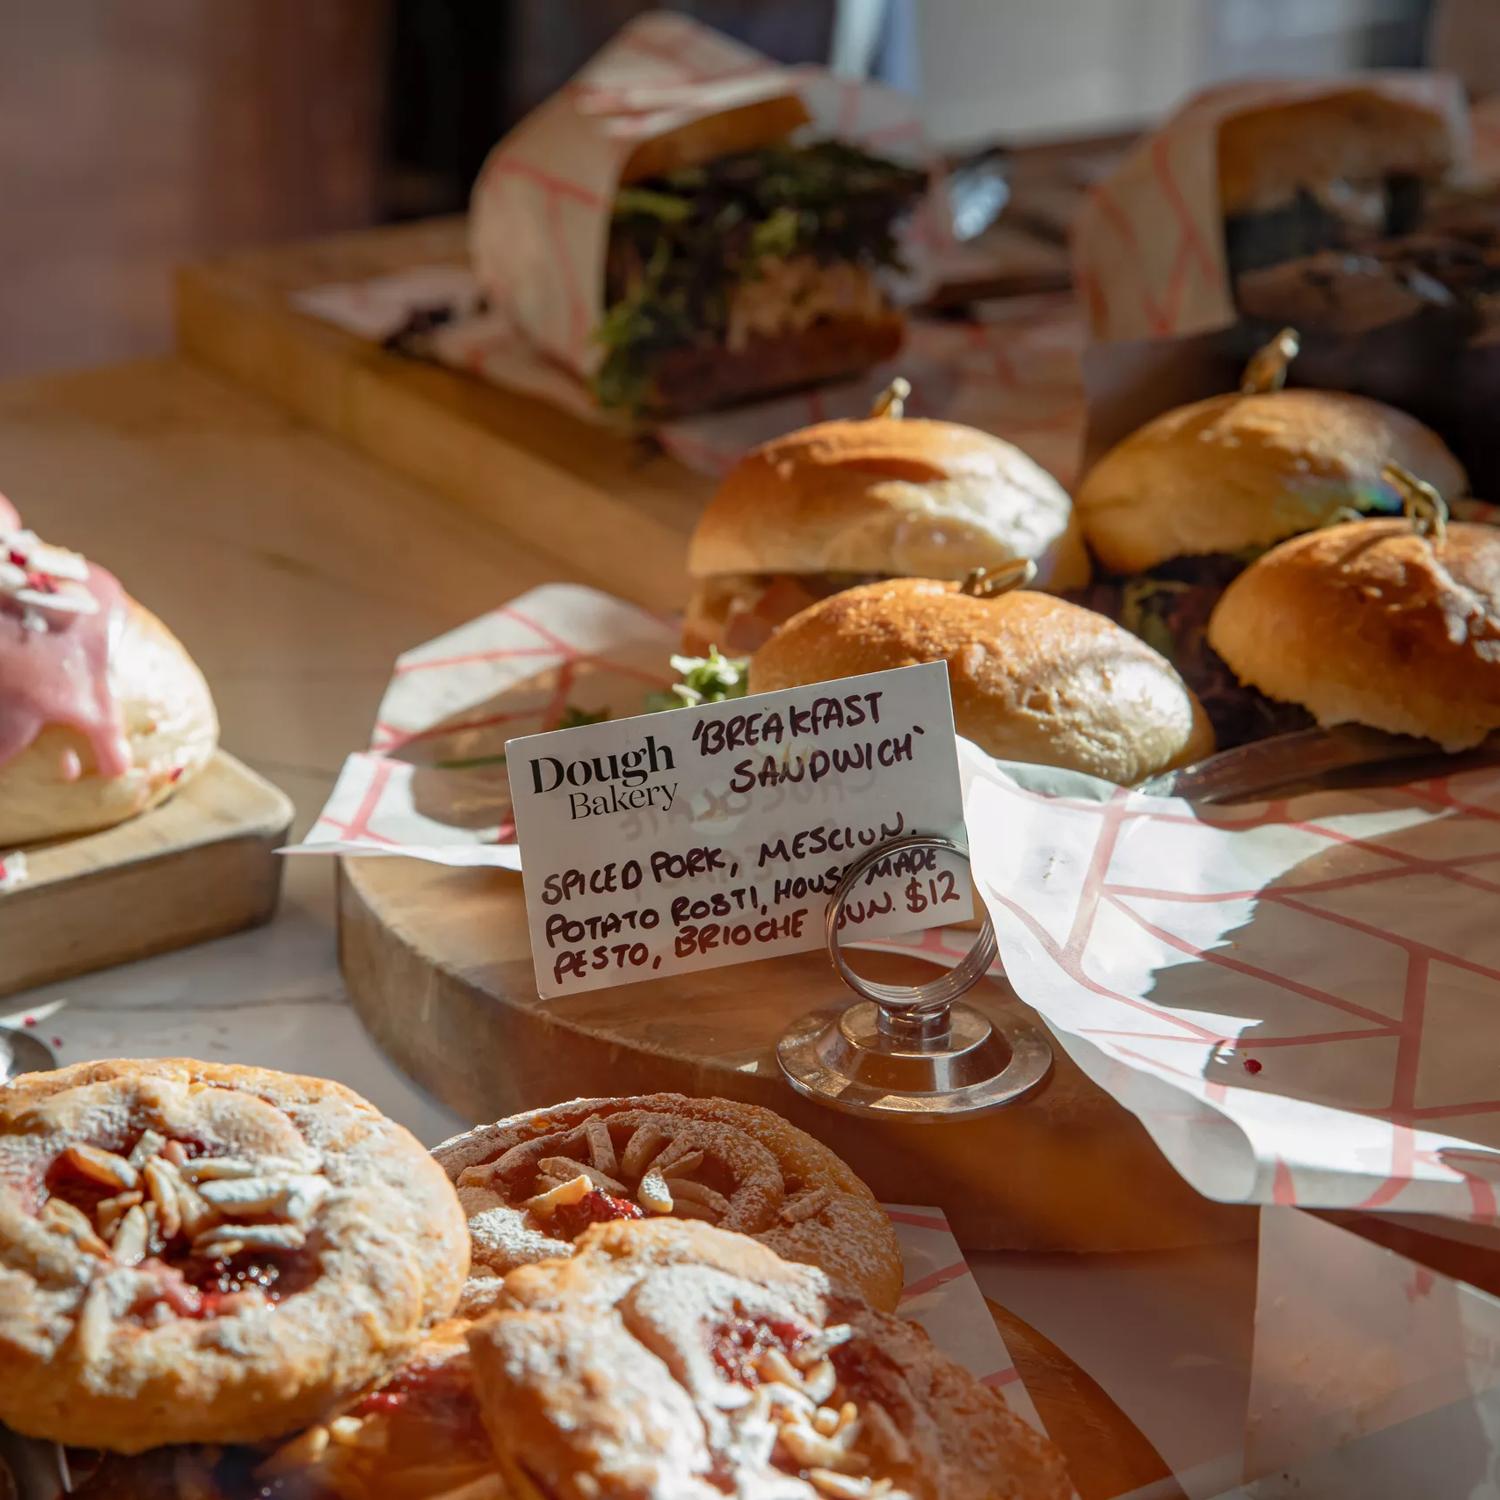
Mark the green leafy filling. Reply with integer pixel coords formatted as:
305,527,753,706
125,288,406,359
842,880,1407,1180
645,648,749,712
594,140,927,411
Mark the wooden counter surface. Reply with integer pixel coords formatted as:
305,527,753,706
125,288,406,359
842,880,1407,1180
175,219,712,610
0,355,1187,1496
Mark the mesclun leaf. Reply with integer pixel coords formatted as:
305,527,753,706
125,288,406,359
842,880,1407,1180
644,648,749,712
592,138,928,411
559,705,610,728
614,187,693,222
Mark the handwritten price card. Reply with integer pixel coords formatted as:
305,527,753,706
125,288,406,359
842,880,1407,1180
506,663,971,997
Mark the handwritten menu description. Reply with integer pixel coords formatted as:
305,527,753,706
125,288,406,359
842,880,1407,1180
506,663,971,997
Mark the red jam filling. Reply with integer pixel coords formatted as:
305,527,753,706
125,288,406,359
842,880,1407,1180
351,1358,485,1444
550,1189,645,1239
42,1133,318,1318
709,1315,810,1386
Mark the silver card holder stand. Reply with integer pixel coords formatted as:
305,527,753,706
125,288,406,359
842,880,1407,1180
776,834,1053,1119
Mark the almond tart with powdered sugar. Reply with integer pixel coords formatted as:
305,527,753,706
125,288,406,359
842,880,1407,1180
0,1059,468,1453
467,1217,1071,1500
433,1094,904,1314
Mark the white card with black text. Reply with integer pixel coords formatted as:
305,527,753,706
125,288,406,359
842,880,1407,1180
506,662,971,998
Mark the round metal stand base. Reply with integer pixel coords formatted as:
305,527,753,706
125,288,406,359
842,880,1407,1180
0,1027,55,1084
777,999,1052,1119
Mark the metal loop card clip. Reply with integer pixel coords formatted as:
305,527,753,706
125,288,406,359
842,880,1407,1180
776,834,1052,1119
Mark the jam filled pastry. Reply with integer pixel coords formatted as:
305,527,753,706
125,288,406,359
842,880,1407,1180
434,1094,903,1313
466,1218,1071,1500
72,1321,503,1500
0,1059,469,1452
0,519,217,844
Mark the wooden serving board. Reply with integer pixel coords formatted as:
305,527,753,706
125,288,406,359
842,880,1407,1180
0,753,293,998
175,221,711,612
338,856,1252,1254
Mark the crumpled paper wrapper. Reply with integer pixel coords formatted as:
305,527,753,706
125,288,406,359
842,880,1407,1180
888,1204,1044,1434
297,582,1500,1222
469,10,937,381
1073,72,1471,344
292,9,1088,487
962,750,1500,1220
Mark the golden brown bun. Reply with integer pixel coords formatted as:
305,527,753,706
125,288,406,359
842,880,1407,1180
0,600,218,845
691,415,1091,586
1076,389,1468,575
1208,519,1500,751
620,92,811,183
750,579,1214,785
1217,88,1458,216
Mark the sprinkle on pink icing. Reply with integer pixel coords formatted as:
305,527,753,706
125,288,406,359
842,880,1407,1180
0,530,132,779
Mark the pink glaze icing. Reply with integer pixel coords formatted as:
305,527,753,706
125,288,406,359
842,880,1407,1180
0,545,132,779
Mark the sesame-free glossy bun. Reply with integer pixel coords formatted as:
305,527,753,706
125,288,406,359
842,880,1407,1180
689,416,1090,589
750,578,1213,785
1075,389,1467,575
1208,518,1500,751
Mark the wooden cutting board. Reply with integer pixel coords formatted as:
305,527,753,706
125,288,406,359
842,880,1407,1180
175,221,711,613
0,752,293,998
338,855,1252,1254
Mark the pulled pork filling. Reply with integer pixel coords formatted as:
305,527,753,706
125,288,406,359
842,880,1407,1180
1068,553,1315,751
595,140,927,412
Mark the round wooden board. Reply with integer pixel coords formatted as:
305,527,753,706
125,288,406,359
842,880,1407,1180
339,857,1253,1252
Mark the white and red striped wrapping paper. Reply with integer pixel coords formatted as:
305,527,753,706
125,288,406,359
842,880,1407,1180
292,9,1089,489
296,580,1500,1222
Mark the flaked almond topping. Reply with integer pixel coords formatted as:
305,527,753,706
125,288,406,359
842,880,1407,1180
110,1205,150,1266
778,1415,864,1472
665,1178,728,1217
193,1222,306,1254
801,1359,837,1406
636,1168,673,1215
197,1174,327,1218
65,1143,138,1191
181,1154,309,1182
160,1140,189,1168
142,1160,180,1240
537,1156,627,1195
95,1190,143,1238
652,1143,703,1178
524,1173,592,1218
781,1187,833,1225
793,1325,854,1367
127,1130,166,1169
619,1123,666,1179
41,1197,110,1258
327,1415,365,1445
808,1471,912,1499
584,1117,617,1176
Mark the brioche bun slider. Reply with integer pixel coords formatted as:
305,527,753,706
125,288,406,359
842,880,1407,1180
1077,329,1468,576
686,380,1091,655
1208,467,1500,752
749,569,1213,786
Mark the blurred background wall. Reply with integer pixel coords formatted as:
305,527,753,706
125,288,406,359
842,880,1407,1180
0,0,1447,380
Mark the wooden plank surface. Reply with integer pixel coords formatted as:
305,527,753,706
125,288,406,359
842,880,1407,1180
174,220,712,611
0,354,1198,1495
0,753,292,997
338,853,1253,1255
